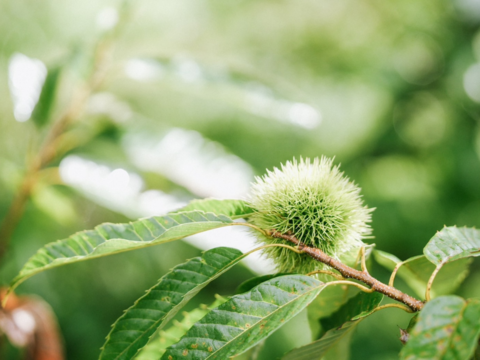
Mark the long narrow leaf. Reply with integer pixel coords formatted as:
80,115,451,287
9,209,243,293
161,275,326,360
100,247,244,360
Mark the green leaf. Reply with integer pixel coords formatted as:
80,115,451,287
406,313,419,332
282,291,383,360
173,199,254,219
424,226,480,265
321,330,353,360
99,248,244,360
319,291,383,332
136,297,228,360
31,66,61,128
307,285,357,339
161,275,326,360
8,210,242,293
374,251,425,297
136,309,208,360
235,274,289,294
475,342,480,360
307,245,373,339
373,250,471,298
400,296,480,360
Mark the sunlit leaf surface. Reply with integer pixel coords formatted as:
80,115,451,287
9,199,251,292
162,275,325,360
173,198,254,219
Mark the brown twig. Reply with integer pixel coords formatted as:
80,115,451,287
0,80,94,262
0,85,92,259
267,230,425,311
0,6,130,262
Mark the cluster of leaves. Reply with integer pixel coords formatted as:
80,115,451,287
3,1,480,359
7,198,480,359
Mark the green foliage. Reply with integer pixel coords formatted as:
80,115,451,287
282,291,383,360
307,285,356,339
7,197,480,360
400,296,480,360
319,291,384,333
374,251,472,298
423,227,480,266
136,297,228,360
249,157,372,273
161,275,325,360
8,209,239,293
31,66,61,128
173,199,254,219
100,247,245,360
4,0,480,358
235,273,289,294
306,245,374,338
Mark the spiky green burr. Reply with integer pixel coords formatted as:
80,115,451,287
248,157,372,273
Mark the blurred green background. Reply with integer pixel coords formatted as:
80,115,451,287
1,0,480,359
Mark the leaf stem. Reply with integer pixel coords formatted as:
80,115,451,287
369,303,414,314
360,246,369,275
324,280,375,293
425,262,444,301
389,261,405,287
267,230,425,311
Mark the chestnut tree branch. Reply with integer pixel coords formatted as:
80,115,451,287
267,230,425,311
0,6,131,262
